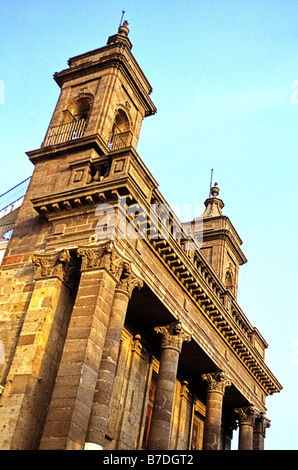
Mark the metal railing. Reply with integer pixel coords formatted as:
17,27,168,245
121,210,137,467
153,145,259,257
43,118,87,147
108,131,131,151
0,177,31,240
0,223,14,239
108,132,126,151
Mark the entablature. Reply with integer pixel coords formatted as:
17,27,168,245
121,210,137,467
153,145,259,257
29,163,281,397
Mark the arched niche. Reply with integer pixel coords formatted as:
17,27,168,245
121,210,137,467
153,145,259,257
63,94,94,124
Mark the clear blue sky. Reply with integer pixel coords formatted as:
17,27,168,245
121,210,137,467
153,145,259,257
1,0,297,450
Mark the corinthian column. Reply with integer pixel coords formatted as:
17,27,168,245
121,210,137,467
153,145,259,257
86,262,143,449
147,321,191,450
201,370,231,450
234,405,256,450
253,412,270,450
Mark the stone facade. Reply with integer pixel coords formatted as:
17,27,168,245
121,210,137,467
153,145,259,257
0,22,281,450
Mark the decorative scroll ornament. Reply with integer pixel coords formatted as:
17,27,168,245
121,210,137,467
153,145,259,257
32,249,78,287
234,405,256,426
116,262,143,298
155,321,192,353
201,370,232,395
77,240,125,282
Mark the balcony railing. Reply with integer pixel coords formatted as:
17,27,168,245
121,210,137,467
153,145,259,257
0,223,14,239
43,119,87,147
0,177,31,212
108,131,132,151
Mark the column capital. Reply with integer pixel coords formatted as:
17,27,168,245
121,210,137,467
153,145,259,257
32,248,78,287
234,405,257,426
254,412,271,437
77,240,128,282
202,370,232,395
154,321,192,353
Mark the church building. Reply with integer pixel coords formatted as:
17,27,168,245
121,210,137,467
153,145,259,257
0,21,281,450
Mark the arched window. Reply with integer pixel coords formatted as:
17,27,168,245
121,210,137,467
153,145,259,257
73,97,92,121
59,96,92,141
225,270,235,295
65,96,92,123
113,109,130,133
109,109,131,150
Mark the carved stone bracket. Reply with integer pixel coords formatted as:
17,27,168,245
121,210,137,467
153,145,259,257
201,370,232,395
131,333,144,357
32,249,78,287
234,405,256,426
155,321,192,353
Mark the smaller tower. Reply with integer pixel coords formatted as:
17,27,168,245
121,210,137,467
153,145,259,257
188,184,247,299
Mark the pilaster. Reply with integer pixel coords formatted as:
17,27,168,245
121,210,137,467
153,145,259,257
0,249,78,450
175,380,190,449
39,241,125,450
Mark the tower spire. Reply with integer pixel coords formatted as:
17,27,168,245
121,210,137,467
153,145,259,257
209,168,213,197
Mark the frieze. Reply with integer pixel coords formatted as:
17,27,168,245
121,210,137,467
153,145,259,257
149,235,281,396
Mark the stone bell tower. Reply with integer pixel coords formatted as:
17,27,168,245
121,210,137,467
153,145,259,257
0,21,157,450
184,183,247,299
43,20,156,152
199,183,247,298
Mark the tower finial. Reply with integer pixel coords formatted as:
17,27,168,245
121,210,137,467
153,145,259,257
210,182,220,197
118,16,129,37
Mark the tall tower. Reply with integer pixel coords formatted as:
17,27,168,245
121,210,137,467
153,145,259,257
0,22,157,450
200,183,247,298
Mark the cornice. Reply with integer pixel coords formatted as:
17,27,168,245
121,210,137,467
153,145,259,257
145,234,281,395
26,133,109,163
202,227,247,265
